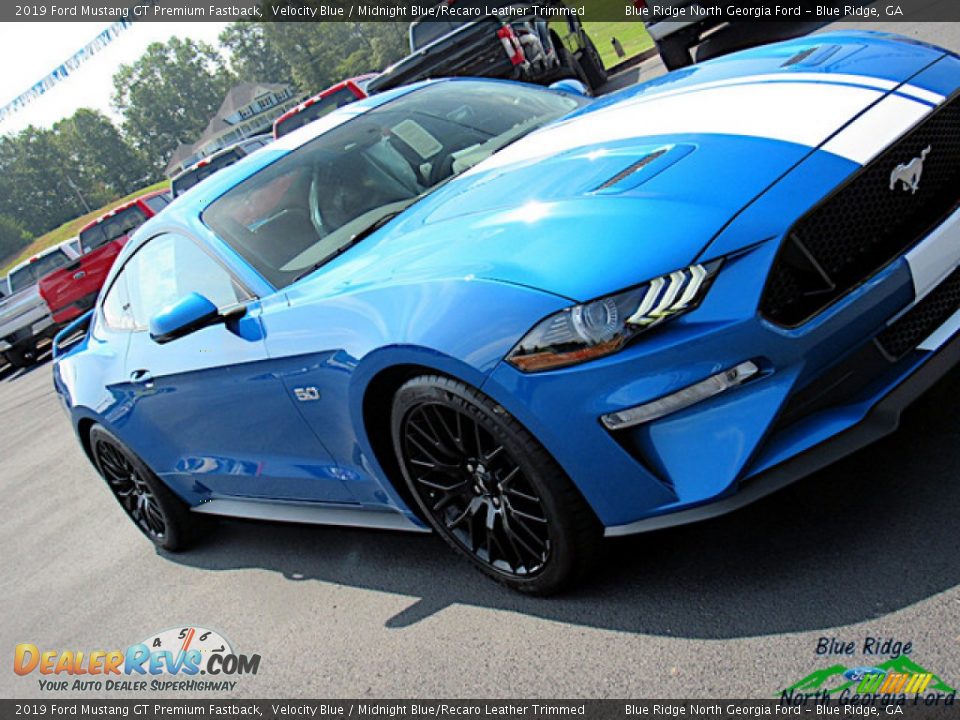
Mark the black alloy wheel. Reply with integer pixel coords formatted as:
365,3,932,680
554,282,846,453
89,424,200,551
95,438,167,540
391,376,602,594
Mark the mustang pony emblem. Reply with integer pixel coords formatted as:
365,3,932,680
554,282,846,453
889,145,931,194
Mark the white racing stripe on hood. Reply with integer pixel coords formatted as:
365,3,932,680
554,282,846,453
470,82,886,173
821,94,935,165
618,72,945,108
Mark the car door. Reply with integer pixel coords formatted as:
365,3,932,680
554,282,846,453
115,232,354,504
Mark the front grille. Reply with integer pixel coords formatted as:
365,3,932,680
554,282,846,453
773,266,960,434
761,92,960,327
877,266,960,360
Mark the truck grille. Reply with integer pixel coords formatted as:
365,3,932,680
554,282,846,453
760,92,960,327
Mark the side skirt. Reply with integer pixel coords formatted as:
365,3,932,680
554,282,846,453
191,498,430,533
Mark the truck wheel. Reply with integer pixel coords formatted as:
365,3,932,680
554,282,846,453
578,37,608,91
558,47,593,96
656,36,693,70
4,347,33,369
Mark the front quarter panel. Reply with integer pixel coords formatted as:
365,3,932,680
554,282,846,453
260,276,570,510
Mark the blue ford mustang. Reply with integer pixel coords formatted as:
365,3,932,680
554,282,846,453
54,31,960,593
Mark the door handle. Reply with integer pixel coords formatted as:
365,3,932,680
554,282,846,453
130,369,154,388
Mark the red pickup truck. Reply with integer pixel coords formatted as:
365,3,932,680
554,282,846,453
39,189,170,325
272,75,376,139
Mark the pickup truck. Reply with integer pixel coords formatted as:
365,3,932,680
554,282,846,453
171,136,273,198
0,239,80,368
367,1,606,95
38,189,170,328
273,75,376,139
637,0,822,69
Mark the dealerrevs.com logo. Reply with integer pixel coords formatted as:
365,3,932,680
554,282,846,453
13,626,261,692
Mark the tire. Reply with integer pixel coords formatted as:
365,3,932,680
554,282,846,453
391,375,602,595
89,424,202,552
578,36,608,91
4,346,33,369
656,36,693,71
557,46,593,96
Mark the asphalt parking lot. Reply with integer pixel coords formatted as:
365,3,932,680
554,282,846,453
3,19,960,700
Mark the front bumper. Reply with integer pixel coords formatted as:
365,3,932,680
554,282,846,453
1,313,55,352
604,323,960,535
485,235,960,533
51,291,99,326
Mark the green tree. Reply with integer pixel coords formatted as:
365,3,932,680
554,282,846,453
0,127,89,235
0,214,33,266
262,17,408,94
219,21,293,85
53,109,152,201
112,37,235,172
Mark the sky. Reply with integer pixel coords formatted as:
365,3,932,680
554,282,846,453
0,21,230,135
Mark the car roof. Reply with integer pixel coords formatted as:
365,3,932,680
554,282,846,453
7,241,73,276
173,136,273,179
79,189,170,234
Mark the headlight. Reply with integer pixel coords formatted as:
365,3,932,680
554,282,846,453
506,260,721,372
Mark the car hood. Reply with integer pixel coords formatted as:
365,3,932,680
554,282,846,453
300,33,946,302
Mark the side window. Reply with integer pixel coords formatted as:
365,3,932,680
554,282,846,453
124,234,249,330
101,272,134,330
144,194,170,214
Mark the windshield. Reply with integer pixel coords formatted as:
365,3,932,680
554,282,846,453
204,81,584,289
410,20,463,49
275,88,362,138
9,250,72,293
172,150,246,197
80,205,149,253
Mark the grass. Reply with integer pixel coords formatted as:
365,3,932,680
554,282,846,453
580,0,654,70
583,20,654,70
1,179,169,275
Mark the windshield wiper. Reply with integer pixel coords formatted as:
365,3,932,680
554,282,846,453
292,210,404,283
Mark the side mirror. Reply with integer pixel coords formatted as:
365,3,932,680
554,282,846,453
548,78,589,97
149,293,243,344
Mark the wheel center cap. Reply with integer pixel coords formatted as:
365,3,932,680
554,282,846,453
468,463,496,495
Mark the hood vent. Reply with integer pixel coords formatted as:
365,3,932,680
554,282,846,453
781,44,841,68
594,148,669,191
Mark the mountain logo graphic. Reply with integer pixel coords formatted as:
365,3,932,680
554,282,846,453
780,656,956,697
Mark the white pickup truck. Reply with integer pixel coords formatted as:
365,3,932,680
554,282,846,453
0,239,80,368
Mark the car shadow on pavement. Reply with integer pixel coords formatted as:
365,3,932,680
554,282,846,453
164,365,960,639
0,348,52,383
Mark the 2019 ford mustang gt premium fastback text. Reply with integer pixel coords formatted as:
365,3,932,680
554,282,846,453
54,32,960,593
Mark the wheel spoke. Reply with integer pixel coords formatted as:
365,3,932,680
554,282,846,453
498,466,520,488
503,499,547,524
406,434,454,469
429,405,465,455
503,486,539,504
507,509,549,550
502,512,544,565
484,445,504,464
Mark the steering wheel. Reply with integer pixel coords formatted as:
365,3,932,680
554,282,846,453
308,165,327,238
428,153,456,187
